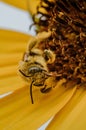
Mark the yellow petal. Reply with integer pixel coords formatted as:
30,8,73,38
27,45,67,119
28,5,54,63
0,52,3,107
0,65,17,77
0,29,32,94
46,84,86,130
0,29,30,53
0,76,26,94
0,80,77,130
2,0,28,11
27,0,40,15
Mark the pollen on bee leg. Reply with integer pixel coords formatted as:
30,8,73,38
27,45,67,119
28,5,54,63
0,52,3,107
43,49,56,64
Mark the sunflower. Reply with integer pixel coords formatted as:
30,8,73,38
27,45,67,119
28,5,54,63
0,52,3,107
0,0,86,130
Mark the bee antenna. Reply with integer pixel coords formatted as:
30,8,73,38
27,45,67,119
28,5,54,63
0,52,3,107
30,80,34,104
19,70,30,77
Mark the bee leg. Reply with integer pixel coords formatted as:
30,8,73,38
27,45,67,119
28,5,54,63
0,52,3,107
40,85,52,93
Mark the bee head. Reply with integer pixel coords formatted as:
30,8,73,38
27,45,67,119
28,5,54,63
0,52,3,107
19,64,50,86
19,63,52,104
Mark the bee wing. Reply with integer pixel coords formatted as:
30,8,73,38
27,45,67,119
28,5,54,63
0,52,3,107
27,31,51,52
27,38,37,52
37,31,51,41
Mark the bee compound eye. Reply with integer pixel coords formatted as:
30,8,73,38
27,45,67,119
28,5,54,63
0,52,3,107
28,66,42,74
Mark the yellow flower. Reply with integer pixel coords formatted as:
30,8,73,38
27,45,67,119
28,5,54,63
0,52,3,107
0,1,86,130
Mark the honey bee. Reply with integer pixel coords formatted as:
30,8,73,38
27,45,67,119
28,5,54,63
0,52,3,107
19,31,56,104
